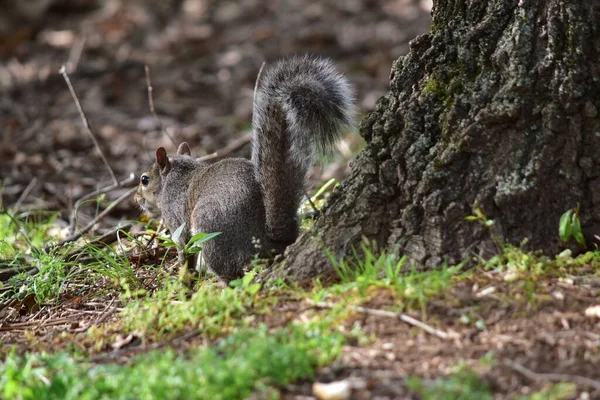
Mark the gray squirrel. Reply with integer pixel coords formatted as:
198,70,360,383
135,56,355,282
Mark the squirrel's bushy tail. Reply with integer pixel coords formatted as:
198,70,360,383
251,56,355,247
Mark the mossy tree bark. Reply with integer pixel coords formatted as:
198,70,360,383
282,0,600,279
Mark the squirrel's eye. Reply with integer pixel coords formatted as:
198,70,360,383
141,175,150,186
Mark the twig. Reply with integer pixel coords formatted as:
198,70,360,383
69,173,136,235
90,329,202,363
253,61,266,108
13,177,37,213
0,264,35,281
0,298,18,313
65,223,132,261
172,328,202,345
504,359,600,390
208,132,252,161
59,65,118,185
197,62,266,162
71,298,118,333
145,65,176,147
0,318,72,331
304,193,321,217
91,223,133,247
94,297,117,326
308,300,452,340
58,187,137,247
178,62,266,163
197,152,218,162
552,330,600,341
66,37,85,73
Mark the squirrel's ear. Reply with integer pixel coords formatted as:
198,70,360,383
177,142,192,156
155,147,170,171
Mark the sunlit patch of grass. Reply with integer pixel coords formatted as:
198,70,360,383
0,211,59,255
476,245,600,307
405,366,493,400
3,239,142,303
322,245,467,314
520,383,576,400
0,210,147,303
83,244,142,292
119,271,270,340
300,178,339,230
483,245,600,274
406,354,496,400
0,321,346,400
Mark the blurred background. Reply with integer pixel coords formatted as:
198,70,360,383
0,0,431,226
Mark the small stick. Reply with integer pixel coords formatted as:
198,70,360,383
253,61,266,108
0,317,72,331
58,187,137,247
145,65,176,147
504,359,600,390
179,61,266,163
65,223,133,261
90,328,201,363
195,61,266,162
69,173,136,235
198,152,218,162
304,193,321,217
208,131,252,160
0,264,33,281
0,298,18,313
66,37,85,73
308,300,452,340
12,177,37,213
94,297,117,325
59,65,118,185
71,297,118,333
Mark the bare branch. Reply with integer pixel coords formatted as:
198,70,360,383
13,177,37,213
59,65,118,185
69,173,137,235
195,62,265,162
504,359,600,390
197,152,218,162
253,61,266,108
206,131,252,161
304,193,321,217
145,65,177,147
60,186,137,247
308,300,454,340
66,37,85,73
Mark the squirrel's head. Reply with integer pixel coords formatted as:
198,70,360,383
135,143,192,214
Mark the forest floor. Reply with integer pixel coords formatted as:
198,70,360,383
1,1,600,399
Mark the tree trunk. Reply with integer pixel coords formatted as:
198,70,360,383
281,0,600,279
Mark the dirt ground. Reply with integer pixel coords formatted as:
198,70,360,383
1,0,431,223
3,262,600,399
2,1,600,399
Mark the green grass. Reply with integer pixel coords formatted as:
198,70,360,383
406,367,493,400
322,245,466,314
3,206,599,399
406,367,575,400
0,322,346,400
119,273,267,340
0,210,148,302
2,239,141,303
406,354,496,400
520,383,576,400
0,212,58,256
483,244,600,273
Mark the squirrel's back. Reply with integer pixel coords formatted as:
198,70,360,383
135,56,354,283
251,56,354,246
